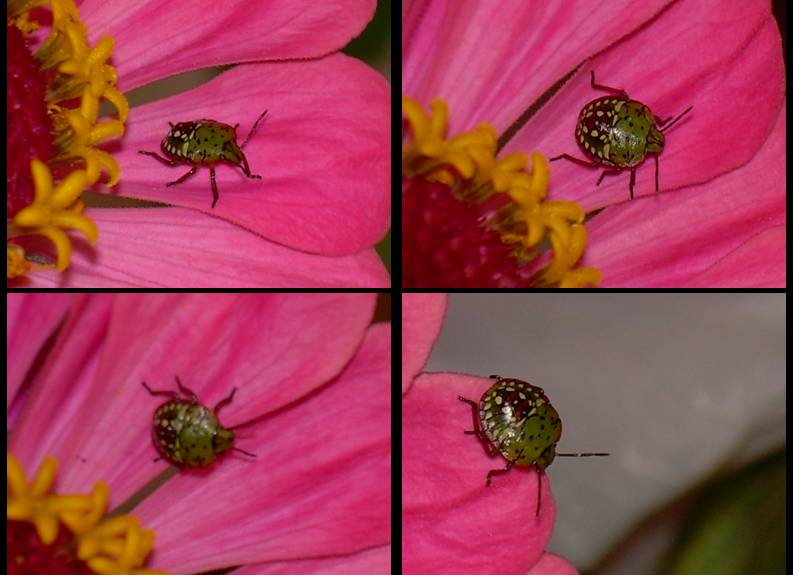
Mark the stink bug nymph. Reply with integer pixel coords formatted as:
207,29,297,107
139,109,268,208
142,376,256,468
550,71,692,200
458,375,608,515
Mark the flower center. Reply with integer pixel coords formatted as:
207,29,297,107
7,455,159,574
7,0,129,279
402,96,601,288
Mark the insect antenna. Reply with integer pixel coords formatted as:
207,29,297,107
241,109,269,149
659,106,693,133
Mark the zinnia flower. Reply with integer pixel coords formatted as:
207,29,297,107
8,293,391,573
402,294,580,574
402,0,785,287
8,0,390,287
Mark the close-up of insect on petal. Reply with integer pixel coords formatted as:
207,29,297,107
8,1,390,288
402,292,785,575
401,0,784,288
458,375,608,516
550,71,692,201
139,110,269,208
7,292,392,573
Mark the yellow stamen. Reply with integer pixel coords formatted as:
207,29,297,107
8,0,129,277
7,454,169,575
7,245,32,279
403,97,602,287
11,160,97,271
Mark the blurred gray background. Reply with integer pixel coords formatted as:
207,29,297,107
424,293,786,571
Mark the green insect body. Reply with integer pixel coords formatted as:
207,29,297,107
139,109,268,208
142,376,256,468
458,375,608,515
576,97,662,167
550,71,692,200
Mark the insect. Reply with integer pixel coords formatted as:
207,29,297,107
458,375,608,515
550,71,692,200
138,109,268,208
141,376,256,468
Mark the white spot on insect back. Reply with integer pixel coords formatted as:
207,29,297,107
181,141,189,156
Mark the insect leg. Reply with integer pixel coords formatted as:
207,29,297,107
165,165,200,188
589,71,629,99
654,155,659,193
486,448,523,487
141,381,179,399
595,167,623,187
210,166,218,207
237,153,262,180
213,387,238,415
458,396,497,457
485,459,516,486
465,429,498,457
657,106,693,132
550,153,601,168
174,375,199,403
138,150,180,166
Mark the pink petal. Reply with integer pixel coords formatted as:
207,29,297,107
9,294,379,490
404,1,668,134
406,0,784,286
6,294,83,410
529,552,580,575
127,56,390,256
514,1,783,209
682,227,786,287
136,323,390,571
404,373,554,574
83,0,377,90
401,293,447,392
19,208,389,288
231,544,391,574
584,97,786,287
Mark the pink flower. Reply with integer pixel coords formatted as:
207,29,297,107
8,1,389,287
403,0,785,287
402,294,580,574
7,293,390,573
